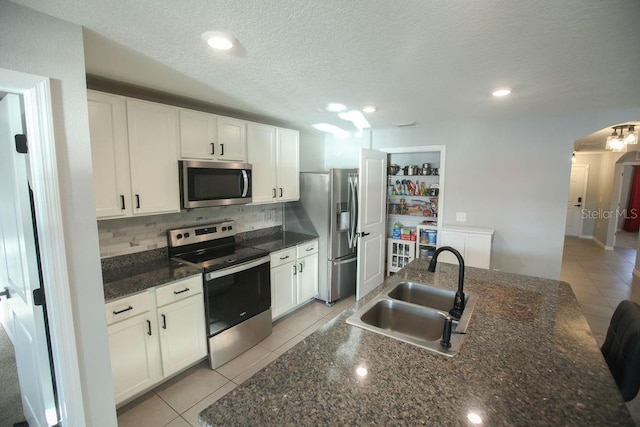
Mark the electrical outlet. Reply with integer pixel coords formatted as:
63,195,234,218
456,212,467,222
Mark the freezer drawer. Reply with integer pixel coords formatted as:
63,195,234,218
325,256,357,304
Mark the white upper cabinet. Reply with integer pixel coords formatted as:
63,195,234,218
126,99,181,216
276,128,300,202
178,109,217,160
217,116,247,162
89,91,181,219
179,111,247,162
88,91,132,218
247,123,277,203
247,123,299,204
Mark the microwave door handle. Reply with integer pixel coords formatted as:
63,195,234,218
241,170,249,197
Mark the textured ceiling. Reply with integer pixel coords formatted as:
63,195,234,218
11,0,640,137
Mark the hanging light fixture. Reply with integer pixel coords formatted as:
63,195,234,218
624,125,638,145
606,125,639,151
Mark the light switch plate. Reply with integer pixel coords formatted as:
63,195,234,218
456,212,467,222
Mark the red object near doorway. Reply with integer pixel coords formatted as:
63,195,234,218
624,166,640,232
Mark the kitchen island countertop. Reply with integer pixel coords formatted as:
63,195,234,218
199,259,632,426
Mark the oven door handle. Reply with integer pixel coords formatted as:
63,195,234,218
205,256,270,281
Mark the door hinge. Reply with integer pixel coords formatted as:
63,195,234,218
33,287,45,306
15,134,28,154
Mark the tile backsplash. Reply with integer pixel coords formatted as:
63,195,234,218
98,204,282,258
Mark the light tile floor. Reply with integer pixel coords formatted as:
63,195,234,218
562,235,640,423
116,296,355,427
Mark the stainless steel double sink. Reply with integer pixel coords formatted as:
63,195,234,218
346,282,478,357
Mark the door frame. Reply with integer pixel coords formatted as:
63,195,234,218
379,145,446,232
566,163,589,237
0,68,86,423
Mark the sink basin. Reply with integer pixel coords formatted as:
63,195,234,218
387,282,468,313
346,282,478,357
360,299,447,342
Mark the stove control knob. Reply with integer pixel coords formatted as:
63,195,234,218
222,226,227,231
184,232,190,238
228,225,233,230
213,227,217,232
176,233,183,239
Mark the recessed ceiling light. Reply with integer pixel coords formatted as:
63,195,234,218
201,31,235,50
326,103,347,112
312,123,349,138
338,110,371,130
362,106,377,113
492,88,511,97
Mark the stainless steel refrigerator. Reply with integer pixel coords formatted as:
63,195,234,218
284,169,358,304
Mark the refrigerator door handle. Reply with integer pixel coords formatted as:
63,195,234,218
348,174,359,249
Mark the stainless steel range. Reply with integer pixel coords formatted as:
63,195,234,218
168,221,272,369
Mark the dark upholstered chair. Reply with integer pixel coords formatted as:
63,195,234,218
601,300,640,401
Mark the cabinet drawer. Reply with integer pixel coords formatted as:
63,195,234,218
270,247,296,268
297,240,318,258
105,291,153,326
156,275,203,307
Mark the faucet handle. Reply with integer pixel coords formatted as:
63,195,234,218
440,316,453,348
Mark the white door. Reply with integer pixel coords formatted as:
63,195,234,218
0,94,57,426
565,164,589,236
356,148,387,300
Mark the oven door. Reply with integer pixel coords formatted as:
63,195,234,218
180,160,252,208
204,256,270,337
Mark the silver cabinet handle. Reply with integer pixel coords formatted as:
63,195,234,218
161,314,167,329
280,255,290,260
210,143,215,155
292,265,297,275
299,262,303,273
146,319,152,336
173,288,190,295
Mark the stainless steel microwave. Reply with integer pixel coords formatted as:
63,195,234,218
179,160,252,208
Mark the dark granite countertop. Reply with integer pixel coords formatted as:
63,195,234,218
240,231,318,253
200,259,632,426
101,250,202,301
101,231,317,302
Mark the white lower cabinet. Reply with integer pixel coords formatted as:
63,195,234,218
270,240,319,320
106,275,205,405
156,276,207,377
438,226,494,269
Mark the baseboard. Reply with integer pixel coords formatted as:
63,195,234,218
579,234,593,240
592,236,614,250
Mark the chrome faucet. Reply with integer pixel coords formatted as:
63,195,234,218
428,246,465,320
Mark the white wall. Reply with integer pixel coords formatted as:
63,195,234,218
0,1,116,425
299,130,325,171
326,108,640,280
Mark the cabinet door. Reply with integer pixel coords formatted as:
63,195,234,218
108,312,161,404
179,109,217,160
127,99,181,215
87,91,131,218
157,294,207,377
464,234,492,269
247,123,276,204
297,253,318,302
270,261,297,320
217,116,247,161
275,128,299,202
